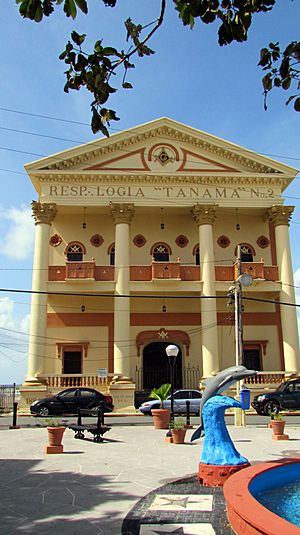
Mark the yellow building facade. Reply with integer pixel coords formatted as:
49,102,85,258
20,118,300,410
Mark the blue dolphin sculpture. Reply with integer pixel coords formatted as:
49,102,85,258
191,365,257,441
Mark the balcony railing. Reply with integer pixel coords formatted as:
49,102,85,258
49,264,114,282
39,373,111,389
216,262,278,282
39,371,296,393
233,261,278,281
48,260,278,283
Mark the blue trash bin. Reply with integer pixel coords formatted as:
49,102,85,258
240,386,251,410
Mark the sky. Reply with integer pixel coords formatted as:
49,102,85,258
0,0,299,384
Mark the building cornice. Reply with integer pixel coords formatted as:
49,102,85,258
31,172,287,187
37,127,282,174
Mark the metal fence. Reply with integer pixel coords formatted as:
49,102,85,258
0,384,17,413
135,366,201,391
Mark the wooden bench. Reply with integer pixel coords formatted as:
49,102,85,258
68,405,111,442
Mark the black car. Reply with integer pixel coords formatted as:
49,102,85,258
252,378,300,416
30,387,114,416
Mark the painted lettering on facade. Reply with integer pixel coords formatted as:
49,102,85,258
47,184,276,200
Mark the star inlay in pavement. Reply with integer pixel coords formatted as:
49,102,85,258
159,496,190,508
153,528,185,534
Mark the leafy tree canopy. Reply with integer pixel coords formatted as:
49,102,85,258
15,0,300,136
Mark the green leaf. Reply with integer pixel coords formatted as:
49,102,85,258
294,97,300,112
282,77,291,90
71,31,86,46
74,0,88,14
102,47,118,56
258,48,270,67
262,73,272,91
149,383,171,408
285,95,296,106
64,0,77,19
34,5,43,22
122,82,133,89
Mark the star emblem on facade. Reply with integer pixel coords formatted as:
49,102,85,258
157,329,168,339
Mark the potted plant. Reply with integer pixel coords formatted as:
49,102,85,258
150,383,171,429
45,418,66,453
270,412,286,436
170,417,187,444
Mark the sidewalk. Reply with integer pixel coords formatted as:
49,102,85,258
0,423,299,534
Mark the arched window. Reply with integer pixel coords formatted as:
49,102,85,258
151,242,171,262
65,242,85,262
107,243,115,266
193,244,200,266
235,243,256,263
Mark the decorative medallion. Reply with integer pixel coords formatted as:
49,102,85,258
257,235,270,249
154,147,174,166
133,234,146,248
148,144,179,167
175,235,189,248
90,234,104,247
49,234,62,247
217,235,230,248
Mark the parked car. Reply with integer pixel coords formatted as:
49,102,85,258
251,378,300,416
139,389,202,415
30,387,114,416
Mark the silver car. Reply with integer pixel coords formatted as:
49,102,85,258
139,389,202,415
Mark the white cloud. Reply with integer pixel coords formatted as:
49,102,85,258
0,206,34,260
293,269,300,336
0,297,29,384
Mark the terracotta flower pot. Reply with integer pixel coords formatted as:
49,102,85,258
171,428,187,444
47,426,65,446
272,420,285,436
151,409,170,429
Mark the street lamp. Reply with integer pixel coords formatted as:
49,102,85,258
233,245,253,426
165,344,179,425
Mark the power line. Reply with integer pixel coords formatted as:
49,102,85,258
0,105,300,163
0,126,85,145
0,286,299,307
0,106,89,126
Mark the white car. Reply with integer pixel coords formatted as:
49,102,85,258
139,389,202,415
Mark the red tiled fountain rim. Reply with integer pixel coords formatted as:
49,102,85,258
223,457,300,535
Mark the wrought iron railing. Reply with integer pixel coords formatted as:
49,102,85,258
0,384,17,413
134,365,202,391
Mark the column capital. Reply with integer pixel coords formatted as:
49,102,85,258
110,203,135,224
265,205,295,227
191,204,218,225
31,201,57,225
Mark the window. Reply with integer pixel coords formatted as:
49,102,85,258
153,244,170,262
108,243,115,266
59,389,76,399
243,349,262,371
235,243,255,263
66,242,85,262
193,245,200,266
63,350,82,374
173,391,189,400
79,389,97,398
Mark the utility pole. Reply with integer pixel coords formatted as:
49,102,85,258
234,244,245,427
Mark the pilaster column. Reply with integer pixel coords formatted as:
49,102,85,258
26,201,57,383
266,205,300,372
110,203,135,379
192,204,219,377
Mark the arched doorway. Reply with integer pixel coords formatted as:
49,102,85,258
142,342,182,390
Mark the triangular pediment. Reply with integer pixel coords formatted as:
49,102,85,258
25,118,297,193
